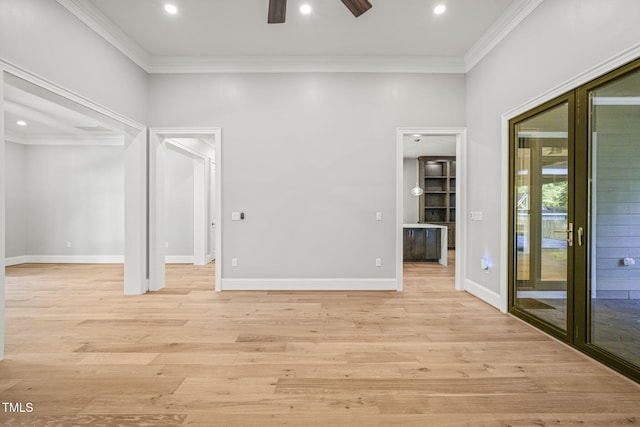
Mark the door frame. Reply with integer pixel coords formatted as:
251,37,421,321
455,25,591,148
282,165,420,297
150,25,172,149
500,44,640,313
395,127,467,292
507,92,576,343
149,128,222,292
0,59,146,360
503,54,640,383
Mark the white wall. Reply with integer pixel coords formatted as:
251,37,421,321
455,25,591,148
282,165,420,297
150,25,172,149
466,0,640,305
5,144,124,261
5,141,26,259
403,158,419,224
149,73,466,283
0,0,148,123
165,145,195,258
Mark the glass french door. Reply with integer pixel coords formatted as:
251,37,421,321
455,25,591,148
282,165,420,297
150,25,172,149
510,58,640,382
510,95,574,339
578,60,640,380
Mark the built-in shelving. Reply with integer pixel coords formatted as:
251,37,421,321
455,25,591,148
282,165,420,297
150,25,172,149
419,156,456,249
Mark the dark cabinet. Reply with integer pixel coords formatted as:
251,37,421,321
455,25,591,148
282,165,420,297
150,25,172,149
419,156,456,249
403,228,441,261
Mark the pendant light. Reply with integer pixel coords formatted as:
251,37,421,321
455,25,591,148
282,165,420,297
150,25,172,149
410,182,424,197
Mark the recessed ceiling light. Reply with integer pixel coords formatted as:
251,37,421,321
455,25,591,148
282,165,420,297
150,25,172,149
17,120,27,126
164,4,178,15
300,4,312,15
434,4,446,15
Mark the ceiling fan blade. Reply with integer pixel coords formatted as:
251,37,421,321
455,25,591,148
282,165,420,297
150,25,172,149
340,0,372,17
268,0,287,24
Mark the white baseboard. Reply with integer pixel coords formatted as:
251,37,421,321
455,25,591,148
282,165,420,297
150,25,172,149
221,278,398,291
5,255,124,264
165,255,195,264
464,278,503,311
5,256,28,266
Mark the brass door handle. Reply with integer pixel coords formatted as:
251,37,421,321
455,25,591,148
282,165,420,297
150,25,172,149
553,222,573,247
577,226,584,247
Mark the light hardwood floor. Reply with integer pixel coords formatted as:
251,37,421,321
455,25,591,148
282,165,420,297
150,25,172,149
1,254,640,426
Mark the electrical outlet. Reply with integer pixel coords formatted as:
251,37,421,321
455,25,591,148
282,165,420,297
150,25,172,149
231,258,238,267
66,241,72,248
376,212,382,221
165,242,169,248
375,258,382,267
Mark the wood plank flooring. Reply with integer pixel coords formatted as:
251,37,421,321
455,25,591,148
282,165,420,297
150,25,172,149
1,254,640,426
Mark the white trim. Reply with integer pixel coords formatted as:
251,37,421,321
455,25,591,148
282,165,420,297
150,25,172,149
55,0,536,75
5,256,28,267
503,42,640,120
148,55,466,74
123,131,149,295
395,131,405,291
0,58,145,134
0,69,5,360
464,0,543,72
221,278,397,291
165,256,195,264
464,279,502,310
149,127,222,292
193,157,207,265
0,69,7,360
396,127,467,293
7,255,125,264
165,139,208,159
2,58,147,299
500,42,640,314
5,134,124,146
55,0,152,72
500,114,511,313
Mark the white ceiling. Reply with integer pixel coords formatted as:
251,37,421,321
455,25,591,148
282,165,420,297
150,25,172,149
5,1,542,142
4,80,121,145
57,0,542,72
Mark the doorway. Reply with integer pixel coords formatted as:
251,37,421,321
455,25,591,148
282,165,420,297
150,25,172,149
0,64,146,360
396,127,466,292
149,128,221,292
508,58,640,382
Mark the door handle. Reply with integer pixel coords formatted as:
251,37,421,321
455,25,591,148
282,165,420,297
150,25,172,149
553,222,573,247
577,226,584,247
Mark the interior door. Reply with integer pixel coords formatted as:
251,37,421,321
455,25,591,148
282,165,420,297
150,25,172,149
509,94,575,340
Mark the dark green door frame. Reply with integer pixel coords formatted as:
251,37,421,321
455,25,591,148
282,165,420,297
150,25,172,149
509,57,640,383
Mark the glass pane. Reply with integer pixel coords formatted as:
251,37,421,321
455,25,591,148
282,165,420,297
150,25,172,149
590,67,640,367
514,102,569,331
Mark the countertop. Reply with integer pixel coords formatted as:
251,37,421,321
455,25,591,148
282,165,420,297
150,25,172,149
403,223,447,229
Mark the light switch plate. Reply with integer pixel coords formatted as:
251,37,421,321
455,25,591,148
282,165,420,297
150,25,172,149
232,212,241,221
470,211,484,221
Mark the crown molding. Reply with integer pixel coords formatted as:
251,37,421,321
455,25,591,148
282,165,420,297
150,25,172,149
147,55,466,74
57,0,538,75
464,0,544,72
5,132,124,146
56,0,152,72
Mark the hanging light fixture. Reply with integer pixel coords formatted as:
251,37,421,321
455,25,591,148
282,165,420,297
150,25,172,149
410,182,424,197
